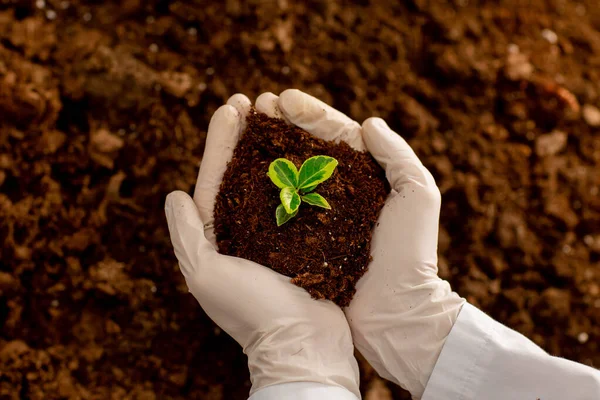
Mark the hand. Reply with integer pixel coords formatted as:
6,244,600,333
344,115,465,398
164,93,360,398
267,89,465,399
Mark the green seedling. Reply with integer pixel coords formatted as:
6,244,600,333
267,155,338,226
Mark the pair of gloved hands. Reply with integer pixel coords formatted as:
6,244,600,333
165,89,465,399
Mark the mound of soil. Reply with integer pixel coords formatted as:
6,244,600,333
1,1,599,399
214,111,389,307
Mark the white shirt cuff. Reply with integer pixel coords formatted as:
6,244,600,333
423,303,600,400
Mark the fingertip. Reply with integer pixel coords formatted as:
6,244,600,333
226,93,251,126
165,190,201,224
361,116,411,157
227,93,251,108
278,89,365,150
361,117,400,146
256,92,289,122
280,88,301,98
165,190,184,211
279,88,302,100
362,117,388,135
211,104,241,129
165,190,214,247
203,103,242,168
361,117,436,192
278,88,307,121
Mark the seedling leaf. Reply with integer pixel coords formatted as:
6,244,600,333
301,193,331,209
268,158,298,189
297,156,338,190
268,155,338,226
280,187,301,214
301,184,318,194
276,204,298,226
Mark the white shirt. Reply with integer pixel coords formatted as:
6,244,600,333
250,303,600,399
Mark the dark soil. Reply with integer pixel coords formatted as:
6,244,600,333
1,1,600,399
214,111,389,307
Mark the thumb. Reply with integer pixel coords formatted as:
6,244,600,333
165,190,214,279
362,117,437,192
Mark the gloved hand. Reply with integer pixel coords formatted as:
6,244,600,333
164,93,360,398
271,89,466,399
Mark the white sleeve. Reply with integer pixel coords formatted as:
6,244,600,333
423,303,600,400
248,382,359,400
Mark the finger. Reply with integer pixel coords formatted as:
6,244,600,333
165,191,214,278
226,93,252,131
255,92,290,122
278,89,366,151
362,117,437,191
193,104,242,246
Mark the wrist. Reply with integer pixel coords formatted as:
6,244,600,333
245,321,361,398
249,382,359,400
350,279,464,398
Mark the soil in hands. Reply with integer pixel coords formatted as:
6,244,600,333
214,111,390,307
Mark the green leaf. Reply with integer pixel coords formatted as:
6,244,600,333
276,204,298,226
301,192,331,209
280,187,301,214
301,184,318,194
268,158,298,189
297,156,338,190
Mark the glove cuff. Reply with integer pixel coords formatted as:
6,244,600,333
249,382,359,400
352,279,465,398
246,329,361,399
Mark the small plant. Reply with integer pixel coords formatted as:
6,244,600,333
267,155,338,226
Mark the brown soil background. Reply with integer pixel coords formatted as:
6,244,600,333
0,1,599,399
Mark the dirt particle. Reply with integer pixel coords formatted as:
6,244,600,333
541,29,558,44
0,340,30,361
535,130,567,157
507,43,519,54
583,235,600,252
39,130,66,154
505,52,534,81
105,319,121,334
582,104,600,127
0,271,17,292
89,129,124,168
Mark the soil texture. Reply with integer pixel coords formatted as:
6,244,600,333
1,1,600,399
214,111,389,307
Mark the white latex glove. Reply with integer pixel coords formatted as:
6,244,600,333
164,93,360,398
273,90,466,399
